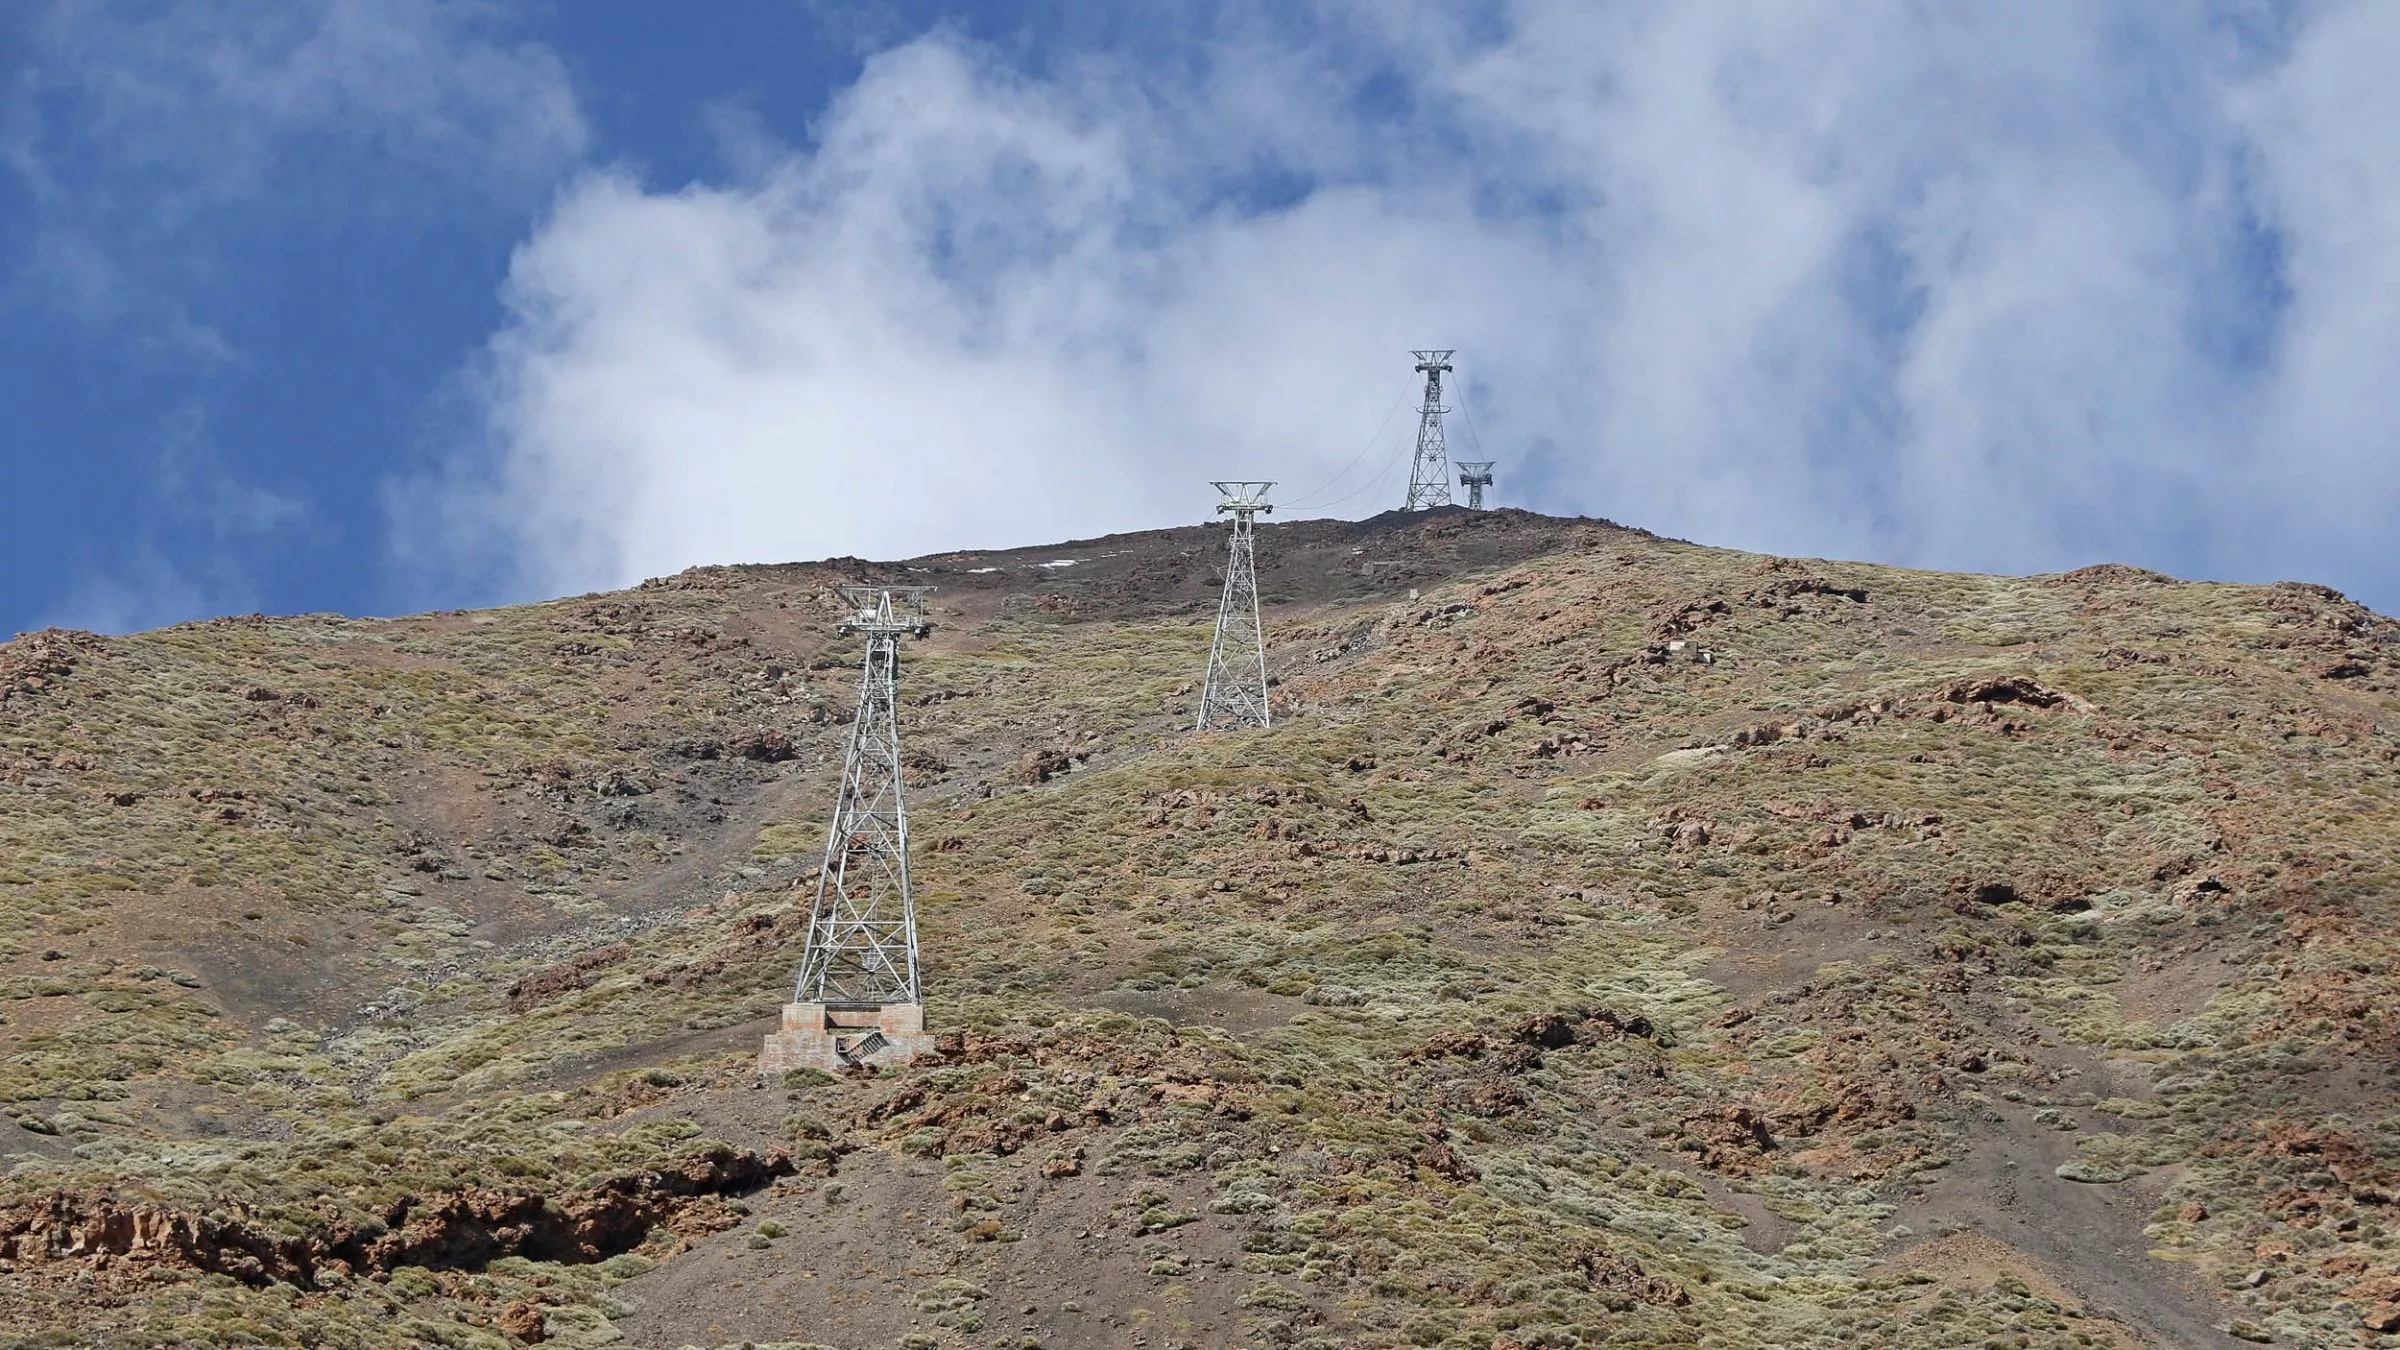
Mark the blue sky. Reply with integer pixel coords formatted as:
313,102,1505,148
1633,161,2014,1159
4,1,2398,636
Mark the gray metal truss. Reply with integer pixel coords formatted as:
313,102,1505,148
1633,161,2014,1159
1457,460,1495,509
1404,349,1456,510
792,585,933,1007
1198,481,1273,732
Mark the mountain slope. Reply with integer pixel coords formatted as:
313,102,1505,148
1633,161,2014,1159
1,508,2396,1349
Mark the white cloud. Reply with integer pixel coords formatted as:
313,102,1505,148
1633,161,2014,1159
41,547,226,638
425,3,2400,609
152,404,309,540
2227,0,2400,590
410,32,1579,597
14,0,584,218
1,0,588,631
5,0,585,336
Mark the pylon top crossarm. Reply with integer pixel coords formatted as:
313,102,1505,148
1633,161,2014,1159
1211,481,1275,516
836,585,936,638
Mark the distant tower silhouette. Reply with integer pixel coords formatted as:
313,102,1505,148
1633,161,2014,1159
1403,350,1456,510
761,585,938,1073
1457,461,1495,510
1197,482,1273,731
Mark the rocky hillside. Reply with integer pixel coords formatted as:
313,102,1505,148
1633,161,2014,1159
1,508,2396,1349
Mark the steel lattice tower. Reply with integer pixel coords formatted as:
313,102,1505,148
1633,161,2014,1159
1404,350,1456,510
1197,482,1273,732
792,585,933,1007
1457,461,1495,510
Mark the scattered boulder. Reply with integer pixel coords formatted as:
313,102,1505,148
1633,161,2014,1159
0,629,102,701
1402,1030,1488,1063
733,731,797,762
1573,1245,1689,1307
1932,675,2090,712
497,1301,547,1343
1680,1105,1776,1173
1580,1007,1657,1042
506,944,634,1013
1513,1013,1577,1049
1015,748,1074,783
1417,1141,1478,1183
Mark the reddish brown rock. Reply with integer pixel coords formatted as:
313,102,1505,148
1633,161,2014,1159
1403,1029,1490,1062
1513,1013,1576,1049
1572,1245,1689,1307
1680,1105,1777,1174
0,1147,793,1288
497,1300,547,1343
1418,1142,1479,1183
1015,747,1073,783
505,943,633,1012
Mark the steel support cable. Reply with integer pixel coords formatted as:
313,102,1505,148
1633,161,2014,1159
1281,379,1417,512
1456,396,1488,457
1302,438,1415,513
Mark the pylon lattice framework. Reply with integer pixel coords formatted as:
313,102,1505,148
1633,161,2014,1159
1457,460,1495,510
1404,349,1455,511
1197,481,1273,732
792,585,933,1007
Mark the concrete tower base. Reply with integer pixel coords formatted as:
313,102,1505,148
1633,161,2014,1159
760,1002,934,1075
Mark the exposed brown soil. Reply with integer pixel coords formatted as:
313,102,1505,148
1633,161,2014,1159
1888,1106,2225,1347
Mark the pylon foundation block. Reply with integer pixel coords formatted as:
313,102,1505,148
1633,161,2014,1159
760,1002,933,1075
